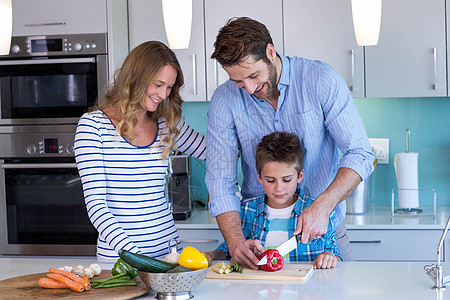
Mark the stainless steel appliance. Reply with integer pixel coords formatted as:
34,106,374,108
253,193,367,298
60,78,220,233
0,125,98,255
167,154,192,221
0,33,107,255
0,33,107,126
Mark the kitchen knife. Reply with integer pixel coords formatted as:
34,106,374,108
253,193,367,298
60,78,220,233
257,234,301,265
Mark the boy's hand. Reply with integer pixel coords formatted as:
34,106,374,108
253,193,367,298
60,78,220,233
313,251,340,269
230,239,265,270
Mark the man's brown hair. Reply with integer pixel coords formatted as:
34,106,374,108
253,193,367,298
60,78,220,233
255,132,304,176
211,17,274,67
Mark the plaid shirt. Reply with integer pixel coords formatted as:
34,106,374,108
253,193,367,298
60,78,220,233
217,188,343,261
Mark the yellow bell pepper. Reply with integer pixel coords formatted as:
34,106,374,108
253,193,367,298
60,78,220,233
178,246,209,270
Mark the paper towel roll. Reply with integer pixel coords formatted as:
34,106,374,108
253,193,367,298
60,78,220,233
394,152,419,208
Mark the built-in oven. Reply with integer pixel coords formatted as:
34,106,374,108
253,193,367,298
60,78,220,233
0,33,107,255
0,125,98,255
0,33,107,125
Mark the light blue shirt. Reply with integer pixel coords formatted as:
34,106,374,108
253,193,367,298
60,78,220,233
205,54,375,226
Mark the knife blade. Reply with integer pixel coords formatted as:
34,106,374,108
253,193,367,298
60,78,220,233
257,234,301,266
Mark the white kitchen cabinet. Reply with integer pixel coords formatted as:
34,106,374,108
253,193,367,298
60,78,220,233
128,0,207,102
365,0,446,98
177,228,224,252
203,0,284,100
12,0,107,36
128,0,283,101
347,229,443,261
283,0,364,98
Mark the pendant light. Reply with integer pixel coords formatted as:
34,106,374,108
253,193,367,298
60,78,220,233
0,0,12,55
162,0,192,49
351,0,382,46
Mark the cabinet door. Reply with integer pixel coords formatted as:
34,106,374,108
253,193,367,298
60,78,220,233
12,0,107,36
365,0,446,97
178,229,224,252
128,0,207,102
283,0,364,98
204,0,284,100
347,229,442,261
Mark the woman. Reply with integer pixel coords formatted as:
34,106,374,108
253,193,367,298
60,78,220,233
74,41,205,267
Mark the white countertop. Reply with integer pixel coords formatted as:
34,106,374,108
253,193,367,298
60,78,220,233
2,256,450,299
176,206,450,230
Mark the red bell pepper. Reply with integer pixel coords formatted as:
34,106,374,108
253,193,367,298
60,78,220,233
257,249,284,272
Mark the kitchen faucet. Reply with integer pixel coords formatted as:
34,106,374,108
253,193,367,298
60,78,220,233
425,216,450,290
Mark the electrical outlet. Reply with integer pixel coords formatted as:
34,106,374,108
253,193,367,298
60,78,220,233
369,138,389,164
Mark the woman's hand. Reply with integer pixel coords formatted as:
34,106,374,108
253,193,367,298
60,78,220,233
202,249,227,262
313,251,340,269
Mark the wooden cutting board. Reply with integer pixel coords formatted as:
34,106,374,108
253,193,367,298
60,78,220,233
206,263,313,281
0,271,149,300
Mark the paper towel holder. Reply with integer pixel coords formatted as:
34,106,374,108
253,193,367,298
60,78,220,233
391,188,436,218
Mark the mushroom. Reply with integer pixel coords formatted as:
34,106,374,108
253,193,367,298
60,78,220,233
72,265,85,277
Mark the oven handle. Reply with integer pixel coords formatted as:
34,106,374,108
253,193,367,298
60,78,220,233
0,57,96,66
0,163,77,169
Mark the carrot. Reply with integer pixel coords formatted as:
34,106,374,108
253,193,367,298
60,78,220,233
80,276,89,281
46,273,84,293
48,268,91,290
39,278,68,289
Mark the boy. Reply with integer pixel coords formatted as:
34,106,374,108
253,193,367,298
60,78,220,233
205,132,342,269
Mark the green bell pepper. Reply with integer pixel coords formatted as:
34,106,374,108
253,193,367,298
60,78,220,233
111,258,139,278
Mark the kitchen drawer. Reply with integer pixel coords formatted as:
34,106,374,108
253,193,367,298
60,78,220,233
178,229,224,252
347,229,443,261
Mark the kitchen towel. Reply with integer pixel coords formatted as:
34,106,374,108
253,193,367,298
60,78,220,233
394,152,419,208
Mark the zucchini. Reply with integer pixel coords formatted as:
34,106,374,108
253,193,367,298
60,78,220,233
119,250,178,273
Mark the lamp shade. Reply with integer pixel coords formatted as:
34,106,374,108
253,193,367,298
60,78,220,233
0,0,12,55
162,0,192,49
351,0,382,46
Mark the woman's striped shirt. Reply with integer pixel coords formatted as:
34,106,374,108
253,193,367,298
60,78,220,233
74,110,205,266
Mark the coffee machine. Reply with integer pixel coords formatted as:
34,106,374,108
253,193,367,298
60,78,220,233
167,154,191,220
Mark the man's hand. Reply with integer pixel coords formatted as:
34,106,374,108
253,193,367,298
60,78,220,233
230,239,265,270
294,168,362,244
294,201,331,244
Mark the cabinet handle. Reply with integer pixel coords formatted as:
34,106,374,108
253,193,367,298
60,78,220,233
432,48,438,90
181,239,219,243
214,59,219,88
192,54,198,95
349,49,355,92
349,240,382,244
25,22,67,27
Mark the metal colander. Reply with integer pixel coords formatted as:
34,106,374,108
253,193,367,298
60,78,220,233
139,267,210,293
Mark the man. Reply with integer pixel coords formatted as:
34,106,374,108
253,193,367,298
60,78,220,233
205,17,374,269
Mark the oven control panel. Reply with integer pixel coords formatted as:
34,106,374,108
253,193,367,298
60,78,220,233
26,138,74,156
6,33,107,57
0,125,77,158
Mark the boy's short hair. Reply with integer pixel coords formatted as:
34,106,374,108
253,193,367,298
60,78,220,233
255,132,304,175
211,17,273,67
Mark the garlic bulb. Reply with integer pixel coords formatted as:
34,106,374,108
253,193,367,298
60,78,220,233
89,263,102,276
58,265,73,272
83,267,95,279
162,247,180,264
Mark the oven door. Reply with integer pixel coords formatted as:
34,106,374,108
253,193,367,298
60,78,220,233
0,55,107,125
0,159,97,255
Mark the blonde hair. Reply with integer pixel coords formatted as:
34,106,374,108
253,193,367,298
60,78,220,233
96,41,184,159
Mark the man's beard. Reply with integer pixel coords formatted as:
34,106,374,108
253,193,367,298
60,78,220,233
255,61,277,99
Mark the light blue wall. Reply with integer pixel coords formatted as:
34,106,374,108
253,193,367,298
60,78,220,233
183,98,450,207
